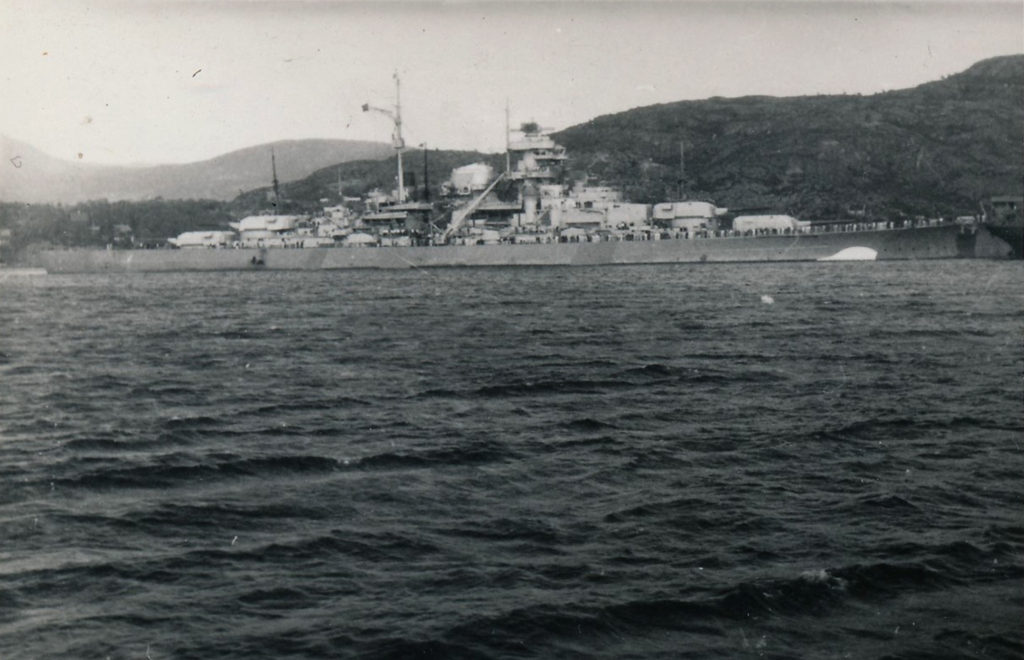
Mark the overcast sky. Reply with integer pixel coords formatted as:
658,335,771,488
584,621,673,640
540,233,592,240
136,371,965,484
2,0,1021,165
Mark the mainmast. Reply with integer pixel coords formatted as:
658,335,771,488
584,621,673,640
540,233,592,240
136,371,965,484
678,141,685,201
505,99,511,175
271,148,281,209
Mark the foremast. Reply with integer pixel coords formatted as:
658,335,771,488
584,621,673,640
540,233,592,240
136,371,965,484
363,72,407,203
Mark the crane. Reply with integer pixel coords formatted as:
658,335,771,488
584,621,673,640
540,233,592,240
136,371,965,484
362,72,407,203
442,171,507,243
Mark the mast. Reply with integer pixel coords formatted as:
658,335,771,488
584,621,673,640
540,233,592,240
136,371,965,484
422,144,430,202
362,72,406,203
678,141,685,201
505,99,511,175
394,72,405,203
271,148,281,209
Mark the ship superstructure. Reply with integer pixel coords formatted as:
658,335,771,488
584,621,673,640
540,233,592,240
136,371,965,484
441,122,656,243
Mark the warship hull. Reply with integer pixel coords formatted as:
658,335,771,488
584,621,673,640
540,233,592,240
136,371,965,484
983,222,1023,259
35,224,1013,273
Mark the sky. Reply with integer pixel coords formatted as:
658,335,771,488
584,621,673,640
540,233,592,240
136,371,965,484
1,0,1021,165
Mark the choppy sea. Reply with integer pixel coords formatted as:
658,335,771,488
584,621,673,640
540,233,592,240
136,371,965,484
1,261,1021,659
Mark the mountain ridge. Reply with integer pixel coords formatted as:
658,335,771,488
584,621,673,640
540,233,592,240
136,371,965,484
0,137,393,203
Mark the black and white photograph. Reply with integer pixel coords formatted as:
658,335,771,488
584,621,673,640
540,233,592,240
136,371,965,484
1,0,1021,657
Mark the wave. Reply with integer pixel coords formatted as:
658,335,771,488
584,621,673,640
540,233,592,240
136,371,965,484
76,373,136,391
983,524,1024,545
810,414,1023,444
473,378,631,398
413,362,789,401
235,586,313,607
118,501,338,534
162,415,229,430
621,362,788,385
437,572,849,653
481,367,786,396
434,516,562,545
127,384,200,397
560,417,619,431
715,572,851,619
57,452,344,490
868,539,1023,582
416,380,623,399
4,528,441,591
869,326,998,339
209,530,441,564
358,639,479,660
433,559,985,655
626,363,675,377
827,562,950,599
210,329,253,340
252,397,371,414
851,494,922,511
603,497,714,523
356,440,514,470
63,436,159,452
932,629,1024,658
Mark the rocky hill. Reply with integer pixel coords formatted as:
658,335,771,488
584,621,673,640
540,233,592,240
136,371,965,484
0,137,392,204
552,54,1024,218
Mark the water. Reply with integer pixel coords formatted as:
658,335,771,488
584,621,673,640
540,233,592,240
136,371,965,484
1,261,1021,659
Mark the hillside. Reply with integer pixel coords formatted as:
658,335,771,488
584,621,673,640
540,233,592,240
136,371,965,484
552,54,1024,218
0,137,392,204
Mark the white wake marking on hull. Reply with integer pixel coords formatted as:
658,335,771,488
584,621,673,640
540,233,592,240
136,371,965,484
817,246,878,261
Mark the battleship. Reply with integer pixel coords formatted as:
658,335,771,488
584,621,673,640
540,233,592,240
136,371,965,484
35,78,1016,273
